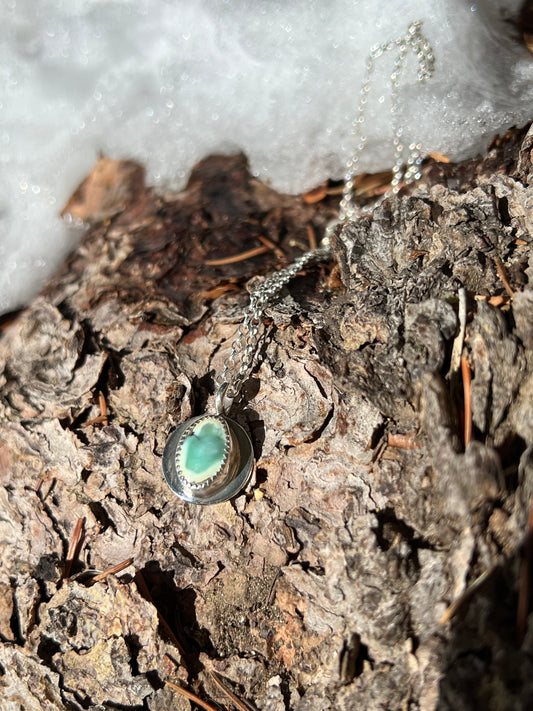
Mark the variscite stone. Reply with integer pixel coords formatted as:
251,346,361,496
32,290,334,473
178,418,228,484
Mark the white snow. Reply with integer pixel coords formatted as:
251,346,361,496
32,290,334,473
1,0,532,314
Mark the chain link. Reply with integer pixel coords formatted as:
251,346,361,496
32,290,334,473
217,21,435,412
336,20,434,226
218,242,332,410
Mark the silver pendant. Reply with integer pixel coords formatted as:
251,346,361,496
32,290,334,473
160,21,433,506
162,413,254,505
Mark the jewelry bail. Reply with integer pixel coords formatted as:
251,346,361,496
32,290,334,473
215,382,234,416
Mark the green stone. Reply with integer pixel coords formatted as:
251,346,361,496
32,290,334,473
179,419,227,484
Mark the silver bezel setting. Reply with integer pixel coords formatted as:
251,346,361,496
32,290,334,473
162,414,254,505
175,415,231,491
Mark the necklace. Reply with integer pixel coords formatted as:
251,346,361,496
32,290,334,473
162,21,435,505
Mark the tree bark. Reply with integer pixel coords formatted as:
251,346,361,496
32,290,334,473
1,127,532,710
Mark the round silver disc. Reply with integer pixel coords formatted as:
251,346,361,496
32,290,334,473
162,414,254,505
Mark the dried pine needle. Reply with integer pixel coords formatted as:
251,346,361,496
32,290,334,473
63,518,84,578
440,568,494,624
428,151,451,163
256,234,285,259
166,680,220,711
387,432,421,450
307,224,317,250
494,256,514,298
209,671,256,711
302,183,328,203
461,354,473,447
83,391,109,427
205,245,269,266
91,558,133,583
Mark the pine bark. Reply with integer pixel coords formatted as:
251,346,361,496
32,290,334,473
1,127,533,710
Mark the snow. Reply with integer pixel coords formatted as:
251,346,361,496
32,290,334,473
1,0,532,314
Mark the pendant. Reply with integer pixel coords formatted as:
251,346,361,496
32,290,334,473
162,413,254,505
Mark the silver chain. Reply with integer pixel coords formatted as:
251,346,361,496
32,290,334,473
217,241,332,412
216,21,435,413
337,20,435,225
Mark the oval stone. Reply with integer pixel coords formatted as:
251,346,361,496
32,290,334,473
178,418,228,484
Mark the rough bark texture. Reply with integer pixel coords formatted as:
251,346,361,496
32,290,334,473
1,125,532,710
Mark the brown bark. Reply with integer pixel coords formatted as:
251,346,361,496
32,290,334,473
0,126,532,710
